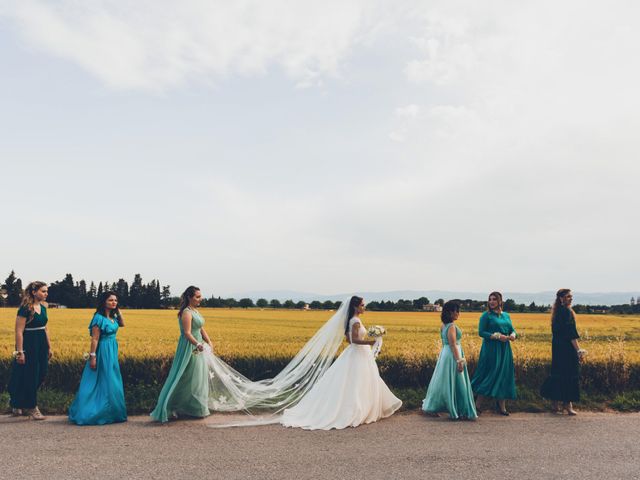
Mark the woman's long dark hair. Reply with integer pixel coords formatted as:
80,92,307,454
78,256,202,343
95,290,123,326
551,288,574,327
441,300,460,324
345,296,363,335
487,291,503,313
178,286,200,319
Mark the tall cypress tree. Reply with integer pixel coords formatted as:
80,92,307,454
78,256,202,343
129,274,143,308
3,270,23,307
88,281,97,306
115,278,129,306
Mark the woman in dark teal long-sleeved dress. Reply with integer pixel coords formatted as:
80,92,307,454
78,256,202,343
471,291,517,415
8,281,52,420
540,289,586,415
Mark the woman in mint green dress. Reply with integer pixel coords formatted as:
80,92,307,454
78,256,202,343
423,301,477,420
151,286,214,423
68,291,127,425
471,291,517,415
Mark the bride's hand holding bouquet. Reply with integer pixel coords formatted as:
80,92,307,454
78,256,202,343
368,325,386,358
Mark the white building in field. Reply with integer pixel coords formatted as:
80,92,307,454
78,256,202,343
422,303,442,312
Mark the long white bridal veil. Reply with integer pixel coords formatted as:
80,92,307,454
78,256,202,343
204,297,351,426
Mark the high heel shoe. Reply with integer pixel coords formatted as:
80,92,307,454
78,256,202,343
27,406,46,420
496,401,509,416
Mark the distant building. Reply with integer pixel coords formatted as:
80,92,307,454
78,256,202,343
422,303,443,312
46,303,67,309
303,303,310,310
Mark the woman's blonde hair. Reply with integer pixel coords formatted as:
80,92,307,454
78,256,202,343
19,281,47,324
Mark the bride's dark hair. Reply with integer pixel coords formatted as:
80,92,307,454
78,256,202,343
345,296,364,335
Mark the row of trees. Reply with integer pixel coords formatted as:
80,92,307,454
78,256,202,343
2,270,640,314
1,271,171,309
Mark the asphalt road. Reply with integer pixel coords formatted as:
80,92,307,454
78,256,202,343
1,411,638,480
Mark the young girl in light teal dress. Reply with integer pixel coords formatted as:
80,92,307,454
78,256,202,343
151,286,214,423
69,291,127,425
422,300,477,420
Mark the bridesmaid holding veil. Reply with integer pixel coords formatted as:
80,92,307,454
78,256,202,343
151,286,214,422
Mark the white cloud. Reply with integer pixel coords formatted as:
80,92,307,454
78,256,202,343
1,0,389,91
1,0,639,293
395,104,420,118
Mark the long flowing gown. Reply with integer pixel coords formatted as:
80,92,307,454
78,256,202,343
540,306,581,402
8,305,49,409
471,311,517,400
150,309,210,422
422,323,477,419
280,316,401,430
68,313,127,425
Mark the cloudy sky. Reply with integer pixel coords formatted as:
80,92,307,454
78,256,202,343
1,0,638,296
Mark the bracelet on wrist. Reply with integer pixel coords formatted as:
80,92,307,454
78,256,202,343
89,352,96,357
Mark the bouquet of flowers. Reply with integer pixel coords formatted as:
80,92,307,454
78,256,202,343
367,325,386,338
367,325,386,358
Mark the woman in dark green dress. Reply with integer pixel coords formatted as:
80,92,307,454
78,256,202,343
471,291,517,415
8,281,53,420
540,289,586,415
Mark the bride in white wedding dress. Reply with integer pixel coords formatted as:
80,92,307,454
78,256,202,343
280,296,402,430
204,295,401,429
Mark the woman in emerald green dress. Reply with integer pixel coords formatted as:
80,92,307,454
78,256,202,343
151,286,214,422
540,289,586,415
8,281,53,420
422,301,477,420
471,291,517,415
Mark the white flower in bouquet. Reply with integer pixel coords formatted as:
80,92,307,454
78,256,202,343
82,352,91,361
367,325,386,337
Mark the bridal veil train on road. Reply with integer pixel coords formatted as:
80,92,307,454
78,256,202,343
205,296,401,429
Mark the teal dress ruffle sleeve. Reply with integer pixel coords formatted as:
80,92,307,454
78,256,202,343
68,313,127,425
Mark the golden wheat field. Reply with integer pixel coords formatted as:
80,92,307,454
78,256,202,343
1,307,639,364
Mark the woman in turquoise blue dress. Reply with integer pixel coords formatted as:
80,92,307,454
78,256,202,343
8,281,52,420
423,301,477,420
151,286,214,423
68,291,127,425
471,291,517,415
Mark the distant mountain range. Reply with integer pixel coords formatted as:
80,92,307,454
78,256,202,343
228,289,639,306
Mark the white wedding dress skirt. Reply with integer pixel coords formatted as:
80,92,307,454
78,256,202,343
280,318,402,430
